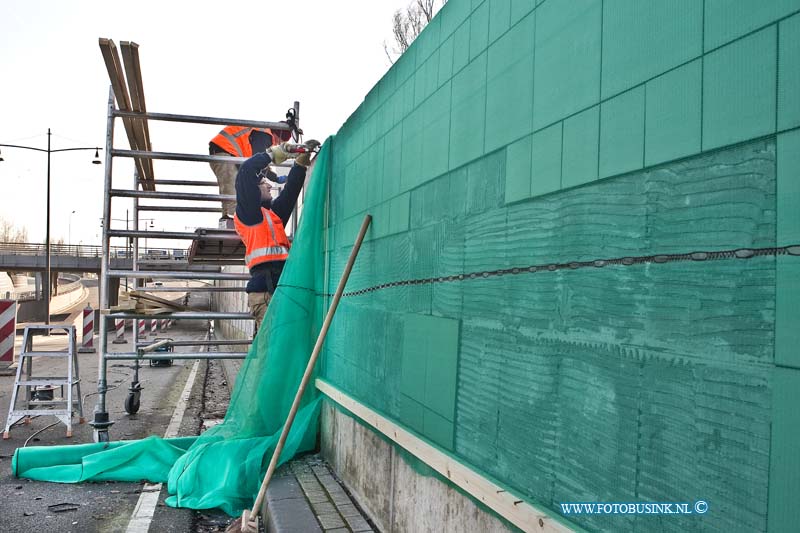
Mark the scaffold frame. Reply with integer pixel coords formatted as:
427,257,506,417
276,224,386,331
92,38,300,442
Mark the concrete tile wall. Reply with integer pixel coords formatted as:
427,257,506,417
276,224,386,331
315,1,800,531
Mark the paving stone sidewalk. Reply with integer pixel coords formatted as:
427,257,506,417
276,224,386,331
265,454,376,533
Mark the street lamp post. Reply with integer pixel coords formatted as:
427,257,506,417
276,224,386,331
68,210,77,246
0,129,101,324
144,219,154,255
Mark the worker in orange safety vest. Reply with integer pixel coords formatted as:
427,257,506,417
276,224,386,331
209,125,293,227
233,139,319,332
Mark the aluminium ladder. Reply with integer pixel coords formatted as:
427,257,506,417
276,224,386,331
92,38,302,442
3,325,84,439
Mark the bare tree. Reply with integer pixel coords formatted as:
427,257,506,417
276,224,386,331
384,0,447,64
0,217,28,243
416,0,437,21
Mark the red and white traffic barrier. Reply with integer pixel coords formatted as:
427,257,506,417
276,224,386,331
137,319,146,339
159,319,167,332
112,317,127,344
0,299,17,366
79,305,95,353
150,318,157,337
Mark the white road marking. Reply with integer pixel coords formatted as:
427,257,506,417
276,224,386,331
125,358,201,533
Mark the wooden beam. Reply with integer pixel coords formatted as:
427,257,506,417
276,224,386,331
120,41,155,188
129,290,199,312
98,38,149,185
315,379,577,533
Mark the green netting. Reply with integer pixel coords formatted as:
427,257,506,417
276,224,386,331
12,139,334,516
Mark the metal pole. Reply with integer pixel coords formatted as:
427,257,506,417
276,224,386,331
107,270,250,280
291,101,301,237
112,110,295,130
111,149,294,167
125,209,129,291
68,211,73,246
107,229,240,240
131,171,142,407
92,88,115,442
45,128,51,325
147,179,218,187
166,339,253,346
105,352,248,361
111,189,235,202
107,311,252,320
138,205,220,213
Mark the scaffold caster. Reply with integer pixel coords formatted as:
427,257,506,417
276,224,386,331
94,430,110,443
125,381,142,415
125,392,141,415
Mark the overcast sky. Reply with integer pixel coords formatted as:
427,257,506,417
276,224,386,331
0,0,409,248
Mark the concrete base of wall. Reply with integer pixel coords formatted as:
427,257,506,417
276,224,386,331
212,267,254,341
320,401,513,533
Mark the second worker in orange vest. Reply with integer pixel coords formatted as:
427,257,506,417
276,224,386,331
209,125,293,227
233,141,316,332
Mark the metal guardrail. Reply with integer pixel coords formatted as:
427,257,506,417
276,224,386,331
15,289,37,301
11,273,84,302
58,273,84,295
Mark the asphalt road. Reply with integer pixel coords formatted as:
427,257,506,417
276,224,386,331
0,289,233,532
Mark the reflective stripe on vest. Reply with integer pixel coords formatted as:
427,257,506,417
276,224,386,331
263,209,279,243
218,128,251,157
245,245,291,265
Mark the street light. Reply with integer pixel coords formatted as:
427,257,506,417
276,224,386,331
144,219,155,254
68,210,77,246
0,129,102,324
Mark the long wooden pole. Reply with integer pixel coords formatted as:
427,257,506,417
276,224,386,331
240,214,372,532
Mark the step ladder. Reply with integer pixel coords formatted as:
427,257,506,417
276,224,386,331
3,325,85,439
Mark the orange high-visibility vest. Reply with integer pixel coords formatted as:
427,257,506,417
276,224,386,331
211,126,276,157
234,207,291,269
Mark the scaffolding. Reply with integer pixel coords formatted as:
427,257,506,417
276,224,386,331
92,39,300,442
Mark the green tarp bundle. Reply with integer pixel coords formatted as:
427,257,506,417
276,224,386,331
12,140,333,516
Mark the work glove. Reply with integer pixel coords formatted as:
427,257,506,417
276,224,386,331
295,152,311,167
294,139,321,167
266,143,291,165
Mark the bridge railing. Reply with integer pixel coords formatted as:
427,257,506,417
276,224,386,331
0,242,108,257
0,242,190,261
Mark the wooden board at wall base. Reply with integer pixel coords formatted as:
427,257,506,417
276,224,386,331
315,379,578,533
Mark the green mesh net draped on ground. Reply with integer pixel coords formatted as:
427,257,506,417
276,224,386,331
11,140,333,516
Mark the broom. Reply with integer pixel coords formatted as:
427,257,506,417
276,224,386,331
227,214,371,533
